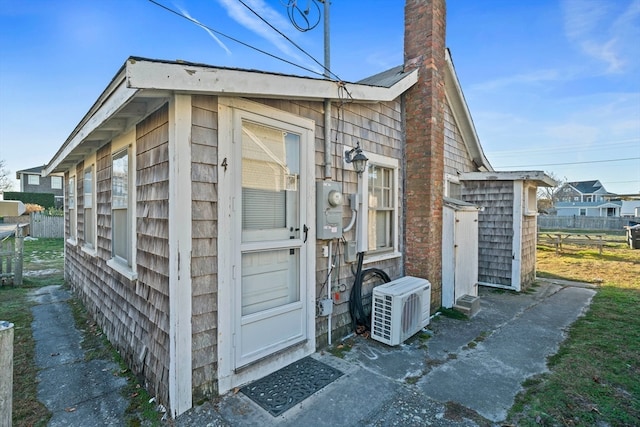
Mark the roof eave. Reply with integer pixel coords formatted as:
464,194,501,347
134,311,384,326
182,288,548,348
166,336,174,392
460,170,557,187
125,58,419,102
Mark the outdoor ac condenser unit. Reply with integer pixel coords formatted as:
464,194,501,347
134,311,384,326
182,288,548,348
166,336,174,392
371,276,431,346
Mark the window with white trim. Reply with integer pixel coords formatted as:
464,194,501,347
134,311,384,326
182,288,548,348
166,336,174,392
525,185,538,215
28,174,40,185
112,148,131,266
362,153,399,259
51,176,63,189
68,175,77,242
83,165,95,250
445,173,462,200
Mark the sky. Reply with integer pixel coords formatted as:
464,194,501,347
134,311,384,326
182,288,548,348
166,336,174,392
0,0,639,194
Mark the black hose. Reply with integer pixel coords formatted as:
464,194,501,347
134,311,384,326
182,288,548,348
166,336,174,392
349,252,391,334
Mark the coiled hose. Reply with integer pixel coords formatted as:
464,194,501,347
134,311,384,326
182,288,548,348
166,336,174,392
349,252,391,334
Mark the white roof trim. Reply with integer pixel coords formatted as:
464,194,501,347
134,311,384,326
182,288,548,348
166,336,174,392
44,74,139,176
461,170,557,187
125,58,418,102
444,50,492,171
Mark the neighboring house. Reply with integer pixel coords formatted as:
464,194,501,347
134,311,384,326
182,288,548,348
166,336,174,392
553,180,621,217
43,0,553,417
16,165,64,208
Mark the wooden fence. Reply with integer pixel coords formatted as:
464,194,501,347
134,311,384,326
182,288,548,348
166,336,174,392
538,216,640,231
30,212,64,238
0,225,24,286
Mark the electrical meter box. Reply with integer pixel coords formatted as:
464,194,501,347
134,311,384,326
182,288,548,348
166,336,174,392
316,181,343,239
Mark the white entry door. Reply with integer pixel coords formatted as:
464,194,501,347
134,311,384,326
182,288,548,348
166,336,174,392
233,116,309,369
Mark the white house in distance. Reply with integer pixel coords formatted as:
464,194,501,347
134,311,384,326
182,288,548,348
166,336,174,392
554,180,622,217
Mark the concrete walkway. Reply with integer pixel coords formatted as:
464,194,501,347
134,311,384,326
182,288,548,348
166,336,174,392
31,280,596,426
30,285,128,426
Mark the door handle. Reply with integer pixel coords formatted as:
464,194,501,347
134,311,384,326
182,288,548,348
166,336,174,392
303,225,309,243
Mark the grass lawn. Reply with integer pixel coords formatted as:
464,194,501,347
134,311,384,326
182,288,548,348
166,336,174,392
0,237,63,426
507,237,640,426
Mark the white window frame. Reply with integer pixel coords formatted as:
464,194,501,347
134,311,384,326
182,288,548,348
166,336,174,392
28,174,40,185
67,173,77,245
362,152,400,264
524,184,538,216
445,173,462,200
106,130,137,281
51,175,63,190
82,154,97,255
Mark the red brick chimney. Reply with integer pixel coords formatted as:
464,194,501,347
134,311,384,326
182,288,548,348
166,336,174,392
404,0,446,308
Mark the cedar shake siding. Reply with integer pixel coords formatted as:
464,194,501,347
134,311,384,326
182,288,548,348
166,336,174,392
190,95,219,398
444,101,475,175
64,104,172,406
463,180,514,286
521,214,537,288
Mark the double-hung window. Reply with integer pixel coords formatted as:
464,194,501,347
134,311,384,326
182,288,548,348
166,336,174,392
83,165,95,250
28,174,40,185
51,176,63,190
68,175,76,242
111,149,130,265
363,153,399,259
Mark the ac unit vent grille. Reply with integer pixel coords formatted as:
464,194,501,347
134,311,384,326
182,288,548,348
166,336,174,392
370,277,431,346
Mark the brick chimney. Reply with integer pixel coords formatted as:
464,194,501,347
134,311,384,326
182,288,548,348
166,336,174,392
403,0,446,308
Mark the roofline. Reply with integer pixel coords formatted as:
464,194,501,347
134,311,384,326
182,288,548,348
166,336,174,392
124,57,418,102
444,49,492,172
460,170,557,187
44,57,419,175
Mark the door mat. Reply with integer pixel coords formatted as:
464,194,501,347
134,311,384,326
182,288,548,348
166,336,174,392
240,356,343,416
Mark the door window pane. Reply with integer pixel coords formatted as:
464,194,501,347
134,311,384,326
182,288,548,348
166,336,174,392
241,249,300,315
241,121,300,242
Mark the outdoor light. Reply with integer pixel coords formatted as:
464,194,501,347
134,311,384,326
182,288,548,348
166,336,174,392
345,142,368,174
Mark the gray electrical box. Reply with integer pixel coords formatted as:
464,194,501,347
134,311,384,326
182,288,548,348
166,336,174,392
316,181,343,239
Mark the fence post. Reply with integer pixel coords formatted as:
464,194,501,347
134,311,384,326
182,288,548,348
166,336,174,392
14,226,23,286
0,321,14,427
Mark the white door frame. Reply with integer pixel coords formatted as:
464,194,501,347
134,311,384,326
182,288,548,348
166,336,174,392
217,98,316,394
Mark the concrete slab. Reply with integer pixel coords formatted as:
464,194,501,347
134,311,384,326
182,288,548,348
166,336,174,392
418,284,596,422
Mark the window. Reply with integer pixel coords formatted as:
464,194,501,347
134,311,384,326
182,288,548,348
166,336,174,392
51,176,63,189
28,174,40,185
68,176,76,242
525,185,538,215
574,197,580,201
112,149,131,265
363,153,399,258
83,165,95,250
445,173,462,200
579,209,587,216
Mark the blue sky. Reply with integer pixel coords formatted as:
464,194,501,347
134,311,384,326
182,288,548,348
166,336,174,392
1,0,639,194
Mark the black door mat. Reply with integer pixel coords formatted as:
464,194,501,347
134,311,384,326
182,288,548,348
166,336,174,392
240,356,343,416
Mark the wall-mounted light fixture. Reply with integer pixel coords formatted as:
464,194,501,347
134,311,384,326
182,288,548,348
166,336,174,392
344,142,368,174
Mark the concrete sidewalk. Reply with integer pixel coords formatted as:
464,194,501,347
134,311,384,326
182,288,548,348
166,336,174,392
176,280,595,426
31,280,596,426
30,285,128,426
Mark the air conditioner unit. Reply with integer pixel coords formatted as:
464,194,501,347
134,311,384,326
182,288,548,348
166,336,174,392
371,276,431,346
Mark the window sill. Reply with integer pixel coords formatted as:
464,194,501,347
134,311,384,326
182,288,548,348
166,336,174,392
107,258,138,282
81,245,97,257
364,251,401,265
66,238,77,246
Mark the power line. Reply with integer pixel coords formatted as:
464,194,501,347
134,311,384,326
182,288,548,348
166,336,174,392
488,139,640,157
237,0,341,81
147,0,329,79
497,157,640,168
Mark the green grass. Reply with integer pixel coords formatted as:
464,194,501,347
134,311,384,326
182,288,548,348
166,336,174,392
0,283,51,426
507,240,640,426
